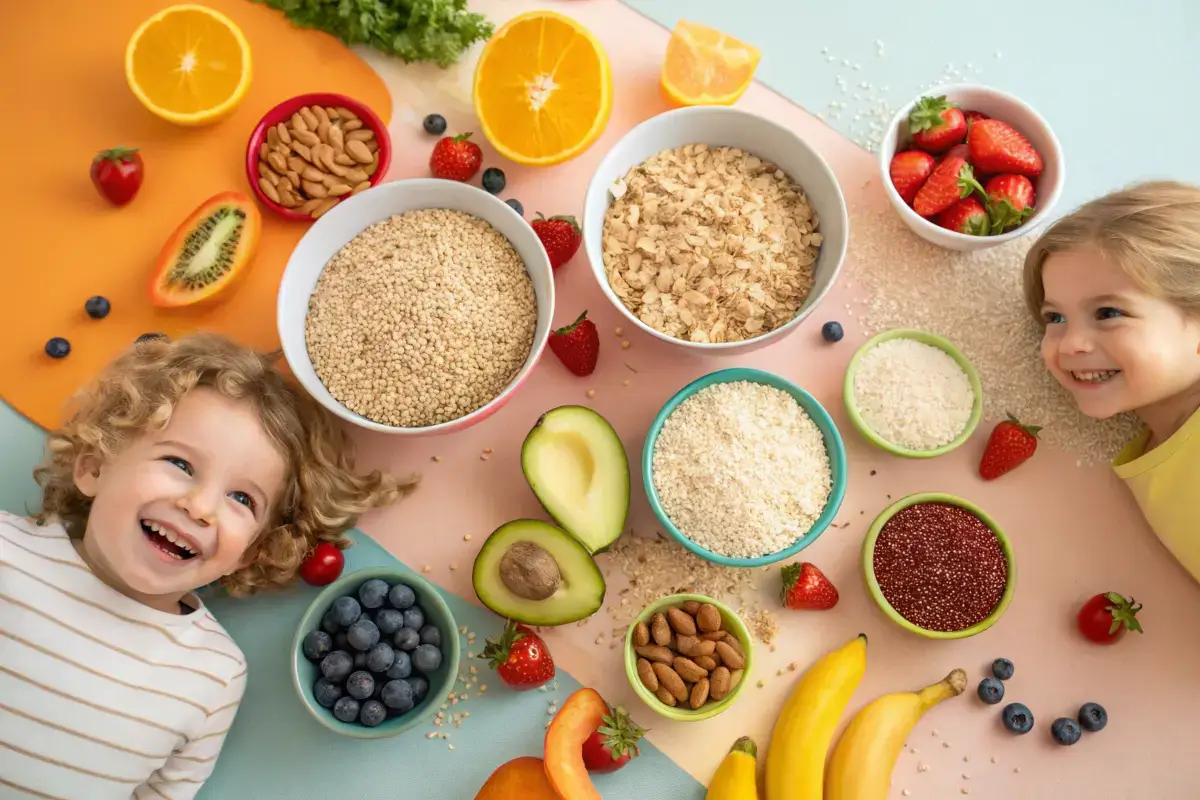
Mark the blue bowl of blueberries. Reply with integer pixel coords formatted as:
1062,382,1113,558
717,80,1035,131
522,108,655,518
292,567,460,739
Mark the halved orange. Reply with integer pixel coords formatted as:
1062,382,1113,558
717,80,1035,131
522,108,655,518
661,20,761,107
125,4,252,126
473,11,612,167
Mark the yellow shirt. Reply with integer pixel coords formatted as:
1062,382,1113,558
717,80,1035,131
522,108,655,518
1112,408,1200,583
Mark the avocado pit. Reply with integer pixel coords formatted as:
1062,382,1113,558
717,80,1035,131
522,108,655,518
499,541,562,601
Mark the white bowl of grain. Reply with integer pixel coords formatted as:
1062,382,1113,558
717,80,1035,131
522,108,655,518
278,179,554,435
582,106,849,353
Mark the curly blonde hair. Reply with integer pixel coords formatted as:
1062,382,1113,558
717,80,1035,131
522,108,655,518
32,332,416,596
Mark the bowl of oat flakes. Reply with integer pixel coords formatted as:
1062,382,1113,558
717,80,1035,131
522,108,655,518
277,179,554,434
582,106,849,352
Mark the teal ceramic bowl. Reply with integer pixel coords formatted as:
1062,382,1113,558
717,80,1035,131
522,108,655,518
843,328,983,459
291,566,460,738
643,367,848,567
862,492,1016,640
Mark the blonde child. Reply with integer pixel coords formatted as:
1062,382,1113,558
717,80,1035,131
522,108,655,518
1024,180,1200,582
0,333,411,799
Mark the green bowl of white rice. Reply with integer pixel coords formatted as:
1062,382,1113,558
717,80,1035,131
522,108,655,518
843,329,983,459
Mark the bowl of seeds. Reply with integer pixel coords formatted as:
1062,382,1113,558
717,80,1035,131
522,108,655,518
582,106,849,353
277,178,554,434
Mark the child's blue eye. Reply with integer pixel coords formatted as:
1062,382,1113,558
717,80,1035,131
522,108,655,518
229,491,256,511
1043,311,1065,324
1096,306,1125,320
164,456,193,475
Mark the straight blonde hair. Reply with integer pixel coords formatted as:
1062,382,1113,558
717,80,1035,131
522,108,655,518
1023,180,1200,321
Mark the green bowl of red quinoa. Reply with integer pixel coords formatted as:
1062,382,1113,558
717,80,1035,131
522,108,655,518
863,493,1015,639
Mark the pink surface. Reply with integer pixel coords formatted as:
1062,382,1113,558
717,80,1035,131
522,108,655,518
348,1,1200,796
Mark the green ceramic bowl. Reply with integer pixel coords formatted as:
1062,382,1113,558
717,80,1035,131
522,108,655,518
843,328,983,458
862,492,1016,640
624,593,753,721
291,566,461,738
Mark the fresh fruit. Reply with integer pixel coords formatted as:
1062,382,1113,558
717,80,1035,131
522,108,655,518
1051,717,1082,745
1078,702,1107,732
979,413,1041,480
821,321,844,343
968,119,1044,177
936,196,990,235
471,519,606,625
705,737,759,800
148,191,261,309
125,5,252,126
1002,702,1035,734
944,143,971,161
963,109,989,125
506,198,525,217
482,167,507,194
90,147,144,206
429,133,483,182
522,406,630,553
84,296,111,319
1077,592,1144,644
977,677,1004,704
474,756,559,800
780,562,839,610
300,542,345,586
660,20,761,107
474,11,612,166
992,658,1015,680
544,688,609,800
888,150,936,206
45,337,70,359
985,174,1036,233
908,96,968,153
481,620,556,690
826,669,967,800
765,634,868,800
912,157,983,218
581,704,643,773
531,214,583,270
547,311,600,376
423,114,448,135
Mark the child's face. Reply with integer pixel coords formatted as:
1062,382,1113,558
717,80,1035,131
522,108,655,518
1039,246,1200,420
74,387,287,599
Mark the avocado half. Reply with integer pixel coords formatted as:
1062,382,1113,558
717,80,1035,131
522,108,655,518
521,406,630,554
472,519,606,626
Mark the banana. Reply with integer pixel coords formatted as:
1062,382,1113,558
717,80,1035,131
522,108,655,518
825,668,968,800
764,634,867,800
706,737,759,800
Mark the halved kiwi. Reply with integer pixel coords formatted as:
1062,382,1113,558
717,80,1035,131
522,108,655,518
149,191,261,308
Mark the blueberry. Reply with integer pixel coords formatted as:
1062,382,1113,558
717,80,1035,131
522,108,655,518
481,167,506,194
1077,702,1107,732
388,583,416,610
135,332,166,343
359,699,387,727
976,677,1004,705
423,114,447,135
346,670,375,700
313,677,342,708
45,337,70,359
330,596,361,628
506,198,524,217
991,658,1015,681
386,649,412,680
820,321,844,343
393,627,420,652
353,651,368,669
402,607,425,631
375,608,405,636
419,625,441,647
320,650,353,683
333,631,350,652
320,612,340,635
1050,717,1082,746
347,619,380,651
408,675,429,701
1002,702,1034,735
359,578,389,609
333,696,360,723
412,643,442,674
85,296,111,319
302,630,333,662
366,642,396,673
381,679,415,712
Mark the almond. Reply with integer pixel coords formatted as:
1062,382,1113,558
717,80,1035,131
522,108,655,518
278,178,294,194
634,645,673,665
316,120,331,145
721,633,745,658
633,621,650,648
299,165,326,183
680,601,701,615
346,139,374,164
696,604,722,633
365,159,379,177
674,634,699,657
301,180,328,199
290,112,308,133
654,686,677,707
294,129,320,148
693,655,718,671
366,138,379,153
714,641,745,670
287,156,307,173
335,106,359,121
700,631,727,642
287,170,302,188
651,662,688,702
312,105,331,127
266,152,289,174
296,198,322,215
689,678,710,709
258,143,270,161
328,124,345,153
673,657,707,683
310,198,338,219
299,106,319,130
275,122,291,145
342,167,369,184
335,152,355,166
278,189,299,208
689,639,716,658
345,128,375,143
293,142,313,162
709,667,732,700
667,607,697,636
650,613,671,646
327,182,353,197
256,162,277,183
636,658,658,692
351,180,372,196
266,127,280,149
257,178,281,204
342,118,364,132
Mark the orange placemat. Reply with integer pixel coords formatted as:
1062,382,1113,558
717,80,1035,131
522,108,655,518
0,0,392,430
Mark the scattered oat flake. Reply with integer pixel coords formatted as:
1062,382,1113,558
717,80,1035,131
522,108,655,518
614,327,623,336
621,340,631,349
464,534,473,541
586,389,596,398
422,565,432,573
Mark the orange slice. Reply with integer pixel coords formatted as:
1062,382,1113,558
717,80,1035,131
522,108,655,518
661,20,761,107
473,11,612,167
125,4,252,126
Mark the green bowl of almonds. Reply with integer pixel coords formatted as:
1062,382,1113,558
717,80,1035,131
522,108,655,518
624,593,753,721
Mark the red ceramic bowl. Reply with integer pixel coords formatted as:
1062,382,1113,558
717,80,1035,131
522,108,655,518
244,92,393,221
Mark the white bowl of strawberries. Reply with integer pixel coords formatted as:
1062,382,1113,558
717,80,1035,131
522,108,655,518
880,84,1064,252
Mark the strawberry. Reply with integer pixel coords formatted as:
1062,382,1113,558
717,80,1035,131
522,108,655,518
912,157,985,218
888,150,936,206
531,213,582,270
936,196,990,236
963,109,990,126
985,174,1036,234
480,620,555,689
979,413,1042,480
548,311,599,376
1077,592,1144,645
908,95,968,153
967,119,1044,177
581,704,644,773
943,143,970,162
780,562,839,610
429,132,482,181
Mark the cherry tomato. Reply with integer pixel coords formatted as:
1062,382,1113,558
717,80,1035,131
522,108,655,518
299,542,344,586
90,147,144,206
1077,592,1143,645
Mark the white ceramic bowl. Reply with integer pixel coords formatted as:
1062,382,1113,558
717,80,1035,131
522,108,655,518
878,83,1064,252
582,106,849,355
277,179,555,435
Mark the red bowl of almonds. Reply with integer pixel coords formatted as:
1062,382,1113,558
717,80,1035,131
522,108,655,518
245,92,392,221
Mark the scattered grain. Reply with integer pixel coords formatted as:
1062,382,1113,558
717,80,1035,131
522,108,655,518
586,389,596,398
621,340,631,349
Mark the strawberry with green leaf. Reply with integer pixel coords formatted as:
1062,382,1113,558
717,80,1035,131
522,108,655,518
548,311,599,376
985,174,1036,234
581,704,645,773
908,95,968,153
912,156,986,218
937,196,990,236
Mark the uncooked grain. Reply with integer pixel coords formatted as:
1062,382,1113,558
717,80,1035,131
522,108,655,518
651,381,832,559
